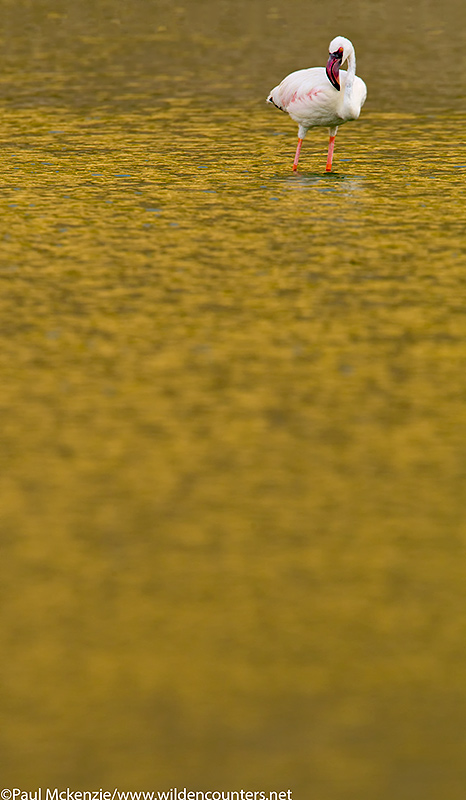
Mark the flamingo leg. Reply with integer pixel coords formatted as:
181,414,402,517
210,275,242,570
292,138,303,171
326,126,338,172
326,136,336,172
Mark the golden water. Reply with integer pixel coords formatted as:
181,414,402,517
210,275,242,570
1,0,466,797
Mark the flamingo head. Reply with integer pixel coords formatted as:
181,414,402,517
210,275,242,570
326,36,353,91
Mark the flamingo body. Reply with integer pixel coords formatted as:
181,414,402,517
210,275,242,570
267,36,367,171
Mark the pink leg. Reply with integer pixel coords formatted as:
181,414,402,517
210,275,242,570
326,135,336,172
292,138,303,171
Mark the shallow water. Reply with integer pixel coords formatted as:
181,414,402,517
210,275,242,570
1,0,466,797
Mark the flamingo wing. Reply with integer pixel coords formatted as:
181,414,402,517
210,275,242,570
268,67,342,128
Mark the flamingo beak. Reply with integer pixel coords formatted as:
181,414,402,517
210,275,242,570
326,49,343,91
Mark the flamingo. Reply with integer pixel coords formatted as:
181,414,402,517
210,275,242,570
267,36,367,172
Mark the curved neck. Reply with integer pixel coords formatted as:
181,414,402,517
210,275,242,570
344,49,356,96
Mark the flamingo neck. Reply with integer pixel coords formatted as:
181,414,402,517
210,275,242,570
344,49,356,97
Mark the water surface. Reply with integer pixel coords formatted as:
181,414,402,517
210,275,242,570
1,1,466,797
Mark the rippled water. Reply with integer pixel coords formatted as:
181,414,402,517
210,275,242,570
1,0,466,797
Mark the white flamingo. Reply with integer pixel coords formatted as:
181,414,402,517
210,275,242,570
267,36,367,172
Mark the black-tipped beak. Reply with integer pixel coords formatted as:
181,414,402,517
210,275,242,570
326,50,343,91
